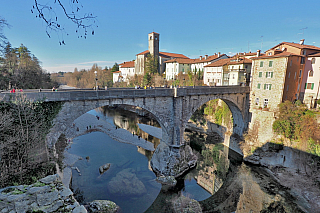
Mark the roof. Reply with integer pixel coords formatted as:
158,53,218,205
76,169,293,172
204,57,252,67
164,58,195,64
136,50,189,59
308,52,320,57
204,58,231,67
227,57,252,65
113,71,121,73
120,61,135,68
159,52,189,59
267,42,320,52
251,52,301,60
191,54,227,64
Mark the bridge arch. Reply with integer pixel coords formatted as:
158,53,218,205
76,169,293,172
183,95,246,136
179,93,247,153
46,98,172,149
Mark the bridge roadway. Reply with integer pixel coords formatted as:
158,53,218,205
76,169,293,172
0,86,250,102
0,86,250,177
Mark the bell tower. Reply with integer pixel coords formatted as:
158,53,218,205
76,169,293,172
148,32,159,58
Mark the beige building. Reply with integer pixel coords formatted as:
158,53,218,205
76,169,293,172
302,53,320,108
119,61,135,82
203,56,252,86
249,40,320,143
135,32,189,75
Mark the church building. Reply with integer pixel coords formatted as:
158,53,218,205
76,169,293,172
135,32,189,75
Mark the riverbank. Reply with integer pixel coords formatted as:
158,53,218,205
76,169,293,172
244,143,320,212
61,112,158,190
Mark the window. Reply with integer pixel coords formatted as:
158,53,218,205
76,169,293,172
264,84,272,90
259,72,262,77
257,83,261,89
260,61,264,67
309,70,313,77
286,85,289,91
312,58,316,64
302,50,306,55
288,72,291,78
305,83,315,90
299,70,302,78
290,60,292,66
294,72,296,79
233,74,235,79
255,98,259,105
269,61,273,67
268,52,272,56
264,99,269,108
301,57,305,64
266,72,273,78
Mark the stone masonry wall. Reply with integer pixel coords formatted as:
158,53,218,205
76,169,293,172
0,174,87,213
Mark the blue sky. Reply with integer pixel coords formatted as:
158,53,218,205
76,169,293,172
2,0,320,73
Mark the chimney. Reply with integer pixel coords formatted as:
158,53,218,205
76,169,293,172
256,50,261,57
205,55,208,60
300,39,305,45
199,56,202,60
218,52,220,57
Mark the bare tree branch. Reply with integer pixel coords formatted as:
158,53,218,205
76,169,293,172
32,0,98,44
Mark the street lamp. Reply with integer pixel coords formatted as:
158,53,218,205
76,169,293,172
94,71,98,90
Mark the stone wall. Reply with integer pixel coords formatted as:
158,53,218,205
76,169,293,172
0,174,87,213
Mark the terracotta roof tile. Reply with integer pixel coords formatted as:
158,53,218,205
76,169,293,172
227,58,252,65
308,52,320,57
251,52,301,60
136,50,189,59
113,71,121,73
164,58,195,64
120,61,135,68
204,58,231,67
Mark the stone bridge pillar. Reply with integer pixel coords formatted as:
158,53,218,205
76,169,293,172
150,94,197,178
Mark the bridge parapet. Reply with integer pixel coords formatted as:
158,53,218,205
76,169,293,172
175,86,250,97
0,88,175,102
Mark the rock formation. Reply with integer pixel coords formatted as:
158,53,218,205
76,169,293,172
150,142,198,177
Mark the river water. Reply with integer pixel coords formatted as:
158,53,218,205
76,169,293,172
68,106,305,213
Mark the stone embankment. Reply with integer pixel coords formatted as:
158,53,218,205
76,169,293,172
244,142,320,212
0,174,87,213
0,174,119,213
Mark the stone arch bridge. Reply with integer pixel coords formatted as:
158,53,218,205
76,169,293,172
0,86,250,177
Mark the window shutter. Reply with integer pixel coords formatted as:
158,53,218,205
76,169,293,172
271,72,273,78
311,83,314,90
266,72,268,78
257,83,260,89
269,84,272,90
264,84,266,90
305,83,307,89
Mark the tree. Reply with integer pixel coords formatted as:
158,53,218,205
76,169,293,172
111,63,119,72
32,0,98,44
0,17,9,50
272,100,320,153
0,43,57,89
145,54,159,75
0,96,62,187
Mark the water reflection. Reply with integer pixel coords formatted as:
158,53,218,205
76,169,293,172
100,105,161,151
68,106,303,213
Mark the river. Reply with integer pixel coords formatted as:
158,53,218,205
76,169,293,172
68,106,310,213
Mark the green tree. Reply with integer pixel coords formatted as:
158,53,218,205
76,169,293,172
111,63,119,72
273,100,320,153
145,54,159,75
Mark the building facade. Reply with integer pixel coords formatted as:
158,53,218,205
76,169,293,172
249,40,320,143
